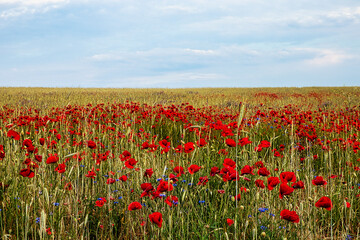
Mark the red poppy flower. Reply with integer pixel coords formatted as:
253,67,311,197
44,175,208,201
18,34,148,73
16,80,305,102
241,165,254,175
55,163,66,173
280,172,296,184
315,196,332,211
157,180,173,192
233,193,241,201
149,212,162,228
19,168,35,178
225,138,236,147
165,195,178,207
258,167,270,176
140,183,155,198
291,181,305,189
188,164,201,174
255,179,265,189
259,140,270,148
159,139,170,148
144,168,153,178
240,187,248,192
210,166,220,176
106,178,116,184
174,145,183,153
125,158,137,169
39,138,45,145
120,150,131,161
119,175,128,182
141,141,150,149
221,167,240,182
223,158,236,169
85,168,96,179
141,183,154,192
173,166,184,176
279,183,294,199
56,134,61,140
88,140,97,149
46,154,59,164
95,200,105,207
226,218,234,226
184,142,195,153
197,176,209,186
35,155,42,162
280,209,299,223
197,138,207,147
7,130,20,140
128,202,142,211
239,137,252,146
22,139,33,148
168,173,178,182
312,176,327,186
0,145,5,159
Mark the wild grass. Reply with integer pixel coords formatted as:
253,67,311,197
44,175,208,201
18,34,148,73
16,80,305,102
0,87,359,239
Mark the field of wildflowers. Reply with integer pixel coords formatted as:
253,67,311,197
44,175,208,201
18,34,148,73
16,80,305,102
0,87,359,239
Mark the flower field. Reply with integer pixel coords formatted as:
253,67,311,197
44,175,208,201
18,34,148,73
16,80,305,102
0,87,359,239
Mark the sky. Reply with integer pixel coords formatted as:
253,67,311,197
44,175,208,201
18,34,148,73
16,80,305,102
0,0,359,88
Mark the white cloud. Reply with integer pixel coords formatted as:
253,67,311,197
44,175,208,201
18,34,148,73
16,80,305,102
158,5,199,14
90,53,124,61
303,49,353,66
0,0,69,18
0,0,68,6
90,48,220,62
184,6,360,35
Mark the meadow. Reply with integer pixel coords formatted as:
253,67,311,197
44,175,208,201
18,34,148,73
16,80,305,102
0,87,359,239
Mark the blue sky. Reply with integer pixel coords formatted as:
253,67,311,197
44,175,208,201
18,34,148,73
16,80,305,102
0,0,359,88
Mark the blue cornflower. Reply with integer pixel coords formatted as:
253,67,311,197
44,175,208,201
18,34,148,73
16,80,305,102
182,180,186,183
36,217,40,223
346,235,352,240
173,184,177,187
260,226,267,230
53,203,60,206
157,178,162,182
269,213,275,217
80,165,85,167
198,200,205,204
258,207,268,212
118,197,123,200
248,215,252,218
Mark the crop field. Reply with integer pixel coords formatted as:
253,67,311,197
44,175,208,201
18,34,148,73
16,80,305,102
0,87,359,239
